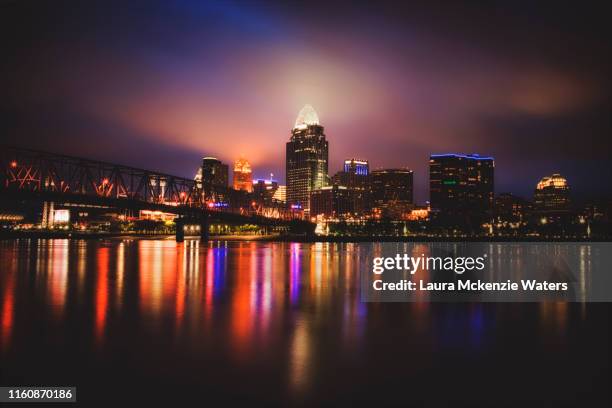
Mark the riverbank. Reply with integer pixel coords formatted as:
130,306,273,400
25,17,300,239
0,230,280,241
0,230,607,242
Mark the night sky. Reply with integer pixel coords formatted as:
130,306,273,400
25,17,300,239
1,0,611,203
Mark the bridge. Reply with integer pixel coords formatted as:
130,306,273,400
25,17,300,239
0,146,314,240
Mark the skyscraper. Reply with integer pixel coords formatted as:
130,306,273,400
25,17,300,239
332,159,370,215
253,177,279,205
201,157,228,188
201,157,228,200
310,185,354,218
233,157,253,192
273,185,286,204
333,159,370,186
429,153,494,228
534,173,570,213
286,105,329,216
370,168,413,218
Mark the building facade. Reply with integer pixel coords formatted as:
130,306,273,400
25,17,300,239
201,157,228,188
233,157,253,192
273,185,286,204
494,193,531,222
370,168,413,218
533,173,570,213
201,157,228,201
429,154,494,218
286,105,329,216
332,159,370,215
253,178,279,206
310,185,353,218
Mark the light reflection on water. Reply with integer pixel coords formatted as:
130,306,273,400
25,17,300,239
0,238,594,403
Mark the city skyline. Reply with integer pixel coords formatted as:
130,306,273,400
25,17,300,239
1,1,611,203
2,3,611,407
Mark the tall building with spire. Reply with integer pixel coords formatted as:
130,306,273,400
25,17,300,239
233,157,253,192
286,105,329,216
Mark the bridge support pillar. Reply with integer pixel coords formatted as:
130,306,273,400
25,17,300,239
200,213,209,242
175,216,184,242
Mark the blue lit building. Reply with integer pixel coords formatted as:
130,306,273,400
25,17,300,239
343,159,369,176
331,159,371,215
429,153,494,228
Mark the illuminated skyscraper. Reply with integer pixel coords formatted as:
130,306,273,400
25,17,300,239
534,173,570,212
201,157,228,200
310,185,354,218
201,157,228,188
370,168,413,218
332,159,370,214
253,177,279,205
273,185,286,203
286,105,329,215
429,153,494,228
334,159,370,186
233,157,253,192
344,159,369,175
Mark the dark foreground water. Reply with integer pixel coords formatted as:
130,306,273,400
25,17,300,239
0,239,610,407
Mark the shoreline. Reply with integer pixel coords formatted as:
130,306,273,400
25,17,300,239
0,231,608,242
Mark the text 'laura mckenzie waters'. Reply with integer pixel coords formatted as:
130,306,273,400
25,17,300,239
372,280,568,292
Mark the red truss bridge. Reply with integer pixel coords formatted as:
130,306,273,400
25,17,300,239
0,146,313,238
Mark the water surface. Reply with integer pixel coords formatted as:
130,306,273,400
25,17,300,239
0,239,610,406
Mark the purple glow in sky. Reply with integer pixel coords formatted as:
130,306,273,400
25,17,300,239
2,1,611,202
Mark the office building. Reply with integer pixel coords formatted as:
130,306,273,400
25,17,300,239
273,185,286,204
494,193,531,222
233,157,253,192
201,157,228,201
332,158,370,214
286,105,329,216
310,185,353,218
201,157,228,188
429,154,494,215
370,168,414,218
534,173,570,213
253,178,279,205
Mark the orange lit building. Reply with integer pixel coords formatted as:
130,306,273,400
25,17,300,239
233,157,253,192
534,173,570,213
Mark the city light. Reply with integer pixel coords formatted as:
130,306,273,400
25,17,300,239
536,174,568,190
0,97,603,240
53,209,70,223
1,4,609,407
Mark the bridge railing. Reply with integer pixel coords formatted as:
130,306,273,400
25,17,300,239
1,146,204,206
1,146,299,221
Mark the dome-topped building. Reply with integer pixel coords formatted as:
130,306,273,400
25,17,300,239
536,173,568,190
286,105,329,216
534,173,570,212
293,104,320,130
